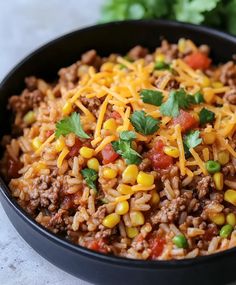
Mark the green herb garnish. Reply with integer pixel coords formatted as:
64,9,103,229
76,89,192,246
130,110,160,135
112,131,142,165
81,168,98,192
199,108,215,125
184,130,202,150
55,112,90,139
140,89,163,106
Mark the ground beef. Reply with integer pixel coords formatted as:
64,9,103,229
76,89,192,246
150,192,192,224
8,89,44,114
81,49,102,69
139,158,152,171
159,40,178,61
218,61,236,86
224,89,236,104
222,162,236,176
58,61,80,88
128,45,148,61
25,76,38,91
196,176,212,199
80,96,102,117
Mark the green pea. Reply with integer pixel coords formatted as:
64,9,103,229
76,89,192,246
154,61,170,70
220,224,233,238
205,160,221,174
172,234,188,248
23,111,36,125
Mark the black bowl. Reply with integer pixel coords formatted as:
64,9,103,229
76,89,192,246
1,20,236,285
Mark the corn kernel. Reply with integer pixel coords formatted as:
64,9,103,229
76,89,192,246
126,227,139,238
209,212,225,225
80,147,94,159
122,165,139,185
224,189,236,206
212,81,223,88
226,213,236,227
163,146,179,158
155,53,165,62
200,76,211,87
62,102,73,115
151,190,160,205
178,38,186,53
117,184,133,195
23,111,36,125
103,118,117,133
116,126,124,133
130,211,145,227
32,137,42,150
115,200,129,215
137,171,154,187
55,137,65,152
87,158,100,171
213,172,224,191
102,213,120,228
101,62,114,72
103,167,117,179
218,151,230,165
202,132,216,145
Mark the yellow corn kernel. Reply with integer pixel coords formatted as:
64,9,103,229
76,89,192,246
212,81,223,88
79,147,94,159
202,132,216,145
115,200,129,215
224,189,236,206
213,172,224,191
116,126,124,133
101,62,114,72
209,212,225,225
62,102,73,116
102,213,120,228
155,53,165,62
117,184,133,195
87,158,100,171
103,118,117,133
122,165,139,185
35,162,46,172
103,167,117,179
226,213,236,227
130,211,145,227
55,137,65,152
178,38,186,53
163,146,179,158
151,190,160,205
200,76,211,87
137,171,154,187
32,137,42,150
126,227,139,238
218,151,230,165
23,111,36,125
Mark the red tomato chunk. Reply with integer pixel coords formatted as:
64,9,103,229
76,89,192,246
86,239,108,254
149,235,165,259
184,51,211,70
68,138,82,158
149,141,173,170
101,143,119,164
173,110,198,133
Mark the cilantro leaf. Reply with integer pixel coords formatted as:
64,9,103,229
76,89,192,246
140,89,163,106
199,108,215,125
160,89,190,117
55,112,90,139
184,130,202,150
193,92,205,104
112,131,142,165
81,168,98,192
130,110,160,135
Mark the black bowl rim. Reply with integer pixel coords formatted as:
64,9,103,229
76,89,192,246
1,19,236,269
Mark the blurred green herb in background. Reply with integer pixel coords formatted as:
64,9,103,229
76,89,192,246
100,0,236,35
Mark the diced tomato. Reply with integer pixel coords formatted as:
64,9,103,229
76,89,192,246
173,110,198,133
45,130,54,138
86,239,108,254
109,111,121,120
184,51,211,70
148,235,165,259
67,138,82,158
149,140,173,170
7,156,23,179
101,143,119,164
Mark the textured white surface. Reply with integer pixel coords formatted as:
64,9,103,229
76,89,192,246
0,1,102,284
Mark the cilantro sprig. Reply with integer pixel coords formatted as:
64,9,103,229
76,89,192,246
81,168,98,192
140,89,163,106
160,89,204,117
112,131,142,165
55,112,90,139
130,110,160,135
199,108,215,125
183,130,202,157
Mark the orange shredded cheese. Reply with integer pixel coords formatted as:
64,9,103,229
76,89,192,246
35,133,55,155
189,148,208,175
95,135,116,154
57,147,69,168
175,124,186,176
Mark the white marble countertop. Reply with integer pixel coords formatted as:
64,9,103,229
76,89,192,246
0,1,102,284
